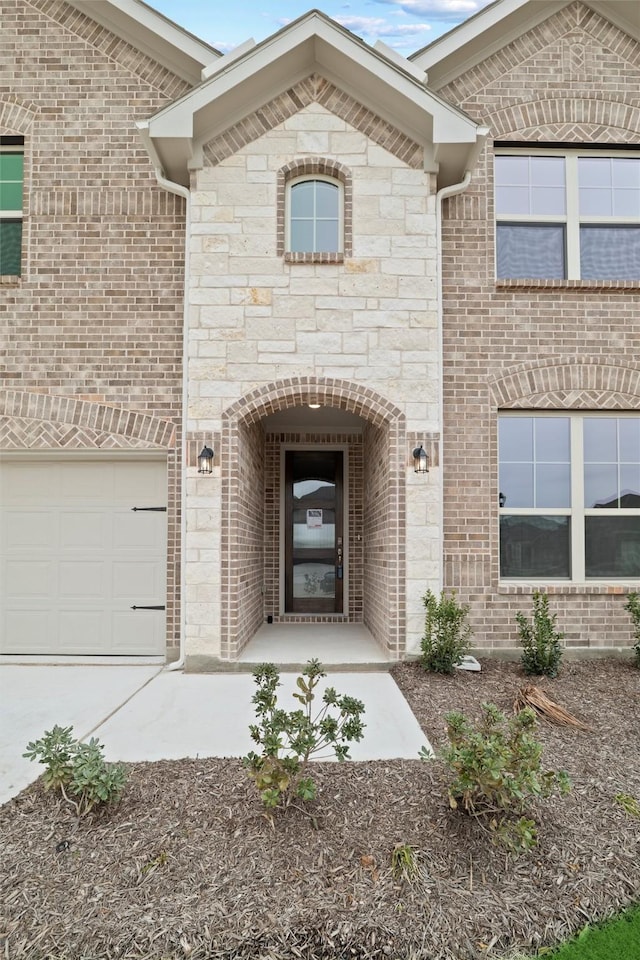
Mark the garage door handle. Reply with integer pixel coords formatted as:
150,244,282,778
131,507,167,512
131,605,166,610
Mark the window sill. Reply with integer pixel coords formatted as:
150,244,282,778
284,252,344,264
1,274,21,285
495,278,640,292
498,582,638,595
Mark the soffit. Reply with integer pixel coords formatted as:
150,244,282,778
410,0,640,90
142,10,482,187
65,0,220,86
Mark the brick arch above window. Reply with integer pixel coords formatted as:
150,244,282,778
490,98,640,142
277,158,352,261
0,97,38,136
489,357,640,410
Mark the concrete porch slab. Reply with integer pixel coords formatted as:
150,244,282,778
239,622,389,666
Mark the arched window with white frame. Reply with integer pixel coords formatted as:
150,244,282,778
286,174,343,255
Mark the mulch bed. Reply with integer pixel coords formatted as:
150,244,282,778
1,659,639,960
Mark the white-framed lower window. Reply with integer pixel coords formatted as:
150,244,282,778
494,149,640,280
0,136,24,276
286,175,343,254
498,412,640,580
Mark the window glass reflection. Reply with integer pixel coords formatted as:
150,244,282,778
292,562,335,599
585,516,640,577
536,463,570,508
500,516,570,578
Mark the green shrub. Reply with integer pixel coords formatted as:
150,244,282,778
427,702,570,852
420,589,472,674
244,659,365,810
24,725,126,817
623,591,640,667
516,591,564,677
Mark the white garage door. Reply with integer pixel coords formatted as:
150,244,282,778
0,456,167,656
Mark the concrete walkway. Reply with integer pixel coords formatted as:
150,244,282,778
0,664,430,806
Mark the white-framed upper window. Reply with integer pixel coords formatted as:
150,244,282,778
0,137,24,276
499,412,640,581
286,175,343,254
495,149,640,280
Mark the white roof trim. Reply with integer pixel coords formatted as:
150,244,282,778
137,9,485,189
410,0,640,88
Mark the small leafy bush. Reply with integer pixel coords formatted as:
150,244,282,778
244,659,365,810
623,591,640,667
516,591,564,677
420,589,472,674
430,702,570,852
24,724,126,817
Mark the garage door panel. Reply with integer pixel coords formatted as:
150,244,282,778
113,511,164,550
112,611,163,655
112,559,163,601
5,611,55,653
3,465,61,500
1,457,167,656
59,562,105,599
114,461,165,502
59,611,106,653
59,512,105,550
58,462,111,500
5,560,54,598
5,512,55,549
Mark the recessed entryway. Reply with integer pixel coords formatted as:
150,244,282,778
0,454,168,656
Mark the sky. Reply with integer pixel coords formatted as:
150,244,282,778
148,0,495,56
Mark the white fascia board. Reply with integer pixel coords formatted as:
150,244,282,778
66,0,220,84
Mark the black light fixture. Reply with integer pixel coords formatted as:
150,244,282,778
197,445,214,474
412,444,429,474
499,491,506,508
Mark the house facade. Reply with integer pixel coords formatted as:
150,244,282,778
1,0,638,665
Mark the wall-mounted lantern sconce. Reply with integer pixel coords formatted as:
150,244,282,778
197,445,214,475
412,444,429,474
499,491,506,508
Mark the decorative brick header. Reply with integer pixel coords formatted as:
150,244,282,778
0,391,177,448
490,99,640,141
0,97,38,135
489,358,640,409
223,376,405,428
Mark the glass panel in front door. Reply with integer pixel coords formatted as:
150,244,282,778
285,451,343,613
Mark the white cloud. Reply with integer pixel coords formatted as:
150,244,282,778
373,0,492,20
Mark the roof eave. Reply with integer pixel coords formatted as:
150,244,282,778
142,12,482,187
65,0,220,86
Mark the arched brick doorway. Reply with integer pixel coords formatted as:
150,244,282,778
220,377,406,660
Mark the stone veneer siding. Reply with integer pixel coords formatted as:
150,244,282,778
437,1,640,651
0,0,188,653
184,88,442,663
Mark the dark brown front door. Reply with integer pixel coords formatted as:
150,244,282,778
284,450,343,614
